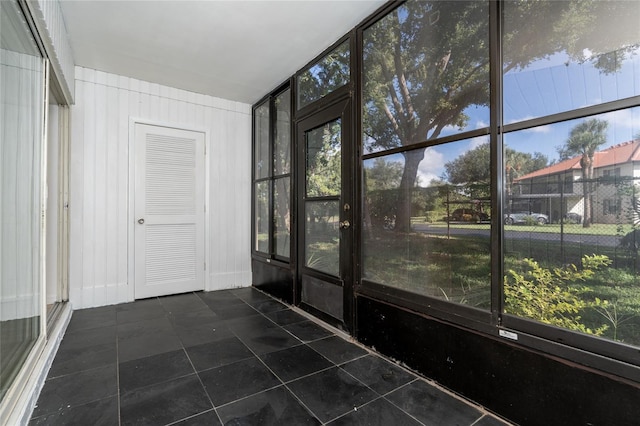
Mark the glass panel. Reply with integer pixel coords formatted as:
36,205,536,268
0,0,44,401
306,119,342,197
503,107,640,346
503,1,640,124
254,182,269,253
274,89,291,175
362,139,491,308
305,200,340,277
362,1,490,155
297,41,350,109
254,100,270,179
274,177,290,258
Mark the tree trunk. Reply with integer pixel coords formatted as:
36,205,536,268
581,158,592,228
362,177,373,238
274,178,291,233
582,181,591,228
395,148,426,232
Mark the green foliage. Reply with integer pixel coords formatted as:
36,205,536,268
366,188,398,230
297,41,350,107
364,232,492,309
557,119,608,161
443,142,547,198
504,255,611,335
593,301,636,342
557,119,609,228
306,122,341,197
359,0,636,234
620,229,640,252
365,158,403,191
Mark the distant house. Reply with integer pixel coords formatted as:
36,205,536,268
511,140,640,224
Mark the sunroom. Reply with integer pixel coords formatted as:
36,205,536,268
2,0,639,424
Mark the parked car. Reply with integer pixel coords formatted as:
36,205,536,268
449,208,489,222
504,211,549,225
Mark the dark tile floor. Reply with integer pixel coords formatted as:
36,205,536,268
30,288,511,425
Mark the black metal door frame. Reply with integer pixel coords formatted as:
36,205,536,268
294,97,354,332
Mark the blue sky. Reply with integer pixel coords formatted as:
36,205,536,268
408,50,640,187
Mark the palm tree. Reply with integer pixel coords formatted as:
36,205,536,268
559,119,608,227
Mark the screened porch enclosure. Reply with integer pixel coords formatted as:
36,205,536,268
252,1,640,424
2,0,640,424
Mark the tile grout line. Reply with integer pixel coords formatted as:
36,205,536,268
250,288,508,425
228,302,330,424
116,320,121,426
37,289,513,425
229,290,384,423
244,296,409,425
161,291,223,425
255,287,514,426
181,347,223,425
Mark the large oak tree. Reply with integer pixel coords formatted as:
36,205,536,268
361,0,638,232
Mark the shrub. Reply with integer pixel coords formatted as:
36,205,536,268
504,254,611,335
620,229,640,252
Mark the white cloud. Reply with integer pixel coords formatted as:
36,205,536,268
475,119,489,129
417,171,440,187
440,124,459,133
526,125,551,134
467,136,489,151
417,147,445,187
601,108,638,129
506,116,551,133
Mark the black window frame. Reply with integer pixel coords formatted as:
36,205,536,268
252,82,293,264
294,34,354,121
355,0,640,379
252,0,640,383
356,0,495,332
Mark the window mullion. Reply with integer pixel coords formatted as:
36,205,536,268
489,0,504,326
269,96,276,258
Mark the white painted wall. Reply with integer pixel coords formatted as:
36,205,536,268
29,0,75,103
69,66,252,310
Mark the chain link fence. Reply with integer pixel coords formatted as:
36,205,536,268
365,178,640,268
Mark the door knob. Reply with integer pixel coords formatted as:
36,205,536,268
138,218,145,224
339,220,350,229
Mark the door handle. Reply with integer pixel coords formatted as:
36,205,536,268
138,218,145,224
339,220,350,229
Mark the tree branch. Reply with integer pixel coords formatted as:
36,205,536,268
393,22,416,122
379,59,405,117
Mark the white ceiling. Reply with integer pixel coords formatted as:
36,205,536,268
59,0,387,104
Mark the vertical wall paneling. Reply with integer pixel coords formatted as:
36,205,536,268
94,78,107,305
68,75,83,307
81,73,95,307
106,83,119,303
30,0,75,103
117,85,129,302
70,67,252,309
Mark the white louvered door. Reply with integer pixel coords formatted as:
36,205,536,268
134,124,205,299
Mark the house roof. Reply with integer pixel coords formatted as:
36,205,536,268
516,139,640,181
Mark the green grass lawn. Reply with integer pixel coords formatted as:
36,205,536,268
420,220,634,236
362,230,640,346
